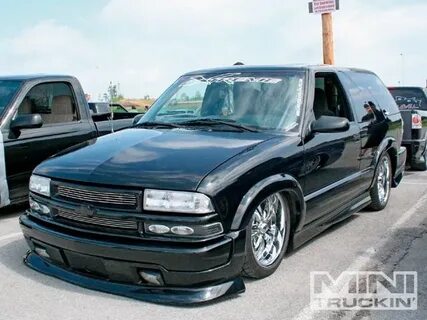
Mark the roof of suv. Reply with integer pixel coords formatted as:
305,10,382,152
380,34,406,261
184,64,375,76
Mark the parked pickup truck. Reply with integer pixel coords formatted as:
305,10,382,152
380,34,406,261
388,86,427,170
21,65,406,304
0,75,138,208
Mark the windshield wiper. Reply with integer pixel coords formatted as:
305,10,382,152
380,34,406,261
133,121,181,129
179,118,258,132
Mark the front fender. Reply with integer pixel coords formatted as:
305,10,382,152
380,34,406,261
230,174,306,231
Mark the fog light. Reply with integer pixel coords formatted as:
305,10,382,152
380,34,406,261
144,222,223,238
138,269,164,286
34,247,50,259
148,224,170,234
29,198,40,210
170,226,194,236
29,199,50,215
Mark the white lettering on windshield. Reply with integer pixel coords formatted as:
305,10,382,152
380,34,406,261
182,73,283,86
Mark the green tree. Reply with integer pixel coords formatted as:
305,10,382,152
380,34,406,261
194,90,202,101
104,81,124,102
180,92,189,102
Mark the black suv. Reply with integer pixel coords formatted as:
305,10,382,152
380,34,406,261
20,65,406,304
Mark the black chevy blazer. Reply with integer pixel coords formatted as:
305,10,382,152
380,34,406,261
20,65,406,304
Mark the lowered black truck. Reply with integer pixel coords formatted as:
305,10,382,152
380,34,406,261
389,86,427,170
20,65,406,304
0,75,138,208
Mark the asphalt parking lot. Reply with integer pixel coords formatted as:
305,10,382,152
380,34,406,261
0,171,426,320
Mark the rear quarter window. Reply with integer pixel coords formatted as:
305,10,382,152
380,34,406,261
348,71,400,116
388,88,427,110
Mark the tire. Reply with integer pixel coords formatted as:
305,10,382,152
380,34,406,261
368,152,392,211
242,192,291,279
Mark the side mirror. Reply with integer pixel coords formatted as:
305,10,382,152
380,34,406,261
10,114,43,131
132,114,144,126
311,116,349,133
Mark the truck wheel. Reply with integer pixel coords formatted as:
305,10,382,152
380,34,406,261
368,153,392,211
242,192,290,279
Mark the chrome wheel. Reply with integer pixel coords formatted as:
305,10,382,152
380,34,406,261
377,156,391,205
251,193,287,267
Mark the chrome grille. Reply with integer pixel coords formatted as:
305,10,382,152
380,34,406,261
56,185,139,208
57,209,138,230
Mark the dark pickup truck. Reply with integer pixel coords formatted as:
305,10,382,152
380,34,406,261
20,65,406,304
0,75,138,208
389,86,427,170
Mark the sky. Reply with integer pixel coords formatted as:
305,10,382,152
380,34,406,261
0,0,425,99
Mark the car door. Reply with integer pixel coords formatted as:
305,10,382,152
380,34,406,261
339,71,402,189
4,81,94,201
303,72,362,224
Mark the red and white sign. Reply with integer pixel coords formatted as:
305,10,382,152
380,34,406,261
311,0,337,14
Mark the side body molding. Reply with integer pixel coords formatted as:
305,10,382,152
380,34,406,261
231,174,306,231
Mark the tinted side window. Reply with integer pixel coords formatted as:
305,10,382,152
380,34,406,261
17,82,78,125
348,71,399,115
337,72,374,123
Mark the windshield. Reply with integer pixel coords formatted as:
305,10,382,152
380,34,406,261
140,71,305,132
389,88,427,110
0,80,22,116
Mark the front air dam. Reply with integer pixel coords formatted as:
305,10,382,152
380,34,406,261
24,252,246,305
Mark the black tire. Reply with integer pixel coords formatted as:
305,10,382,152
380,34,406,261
368,152,392,211
242,192,291,279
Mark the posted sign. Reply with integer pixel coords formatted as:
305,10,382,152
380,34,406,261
308,0,339,14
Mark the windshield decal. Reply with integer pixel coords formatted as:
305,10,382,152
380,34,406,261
0,132,10,208
183,73,283,86
394,96,423,109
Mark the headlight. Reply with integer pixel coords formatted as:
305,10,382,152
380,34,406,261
144,189,214,214
29,175,51,197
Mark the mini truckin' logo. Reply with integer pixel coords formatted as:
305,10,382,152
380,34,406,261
310,271,417,310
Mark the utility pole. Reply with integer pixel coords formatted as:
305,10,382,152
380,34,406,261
309,0,340,65
321,13,334,64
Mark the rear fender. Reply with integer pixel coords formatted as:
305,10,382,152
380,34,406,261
369,137,396,189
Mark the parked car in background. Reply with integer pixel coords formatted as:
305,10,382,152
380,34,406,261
389,86,427,170
110,103,129,113
0,75,139,208
21,65,406,304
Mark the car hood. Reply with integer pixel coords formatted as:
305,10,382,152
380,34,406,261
34,128,274,191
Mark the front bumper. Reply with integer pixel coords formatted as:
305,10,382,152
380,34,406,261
20,214,246,304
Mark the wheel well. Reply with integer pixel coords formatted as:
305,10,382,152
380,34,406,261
280,190,303,235
387,147,397,177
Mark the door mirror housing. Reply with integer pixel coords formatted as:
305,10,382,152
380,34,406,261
311,116,349,133
10,114,43,131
